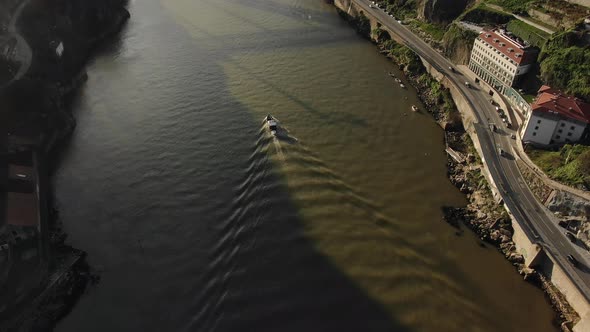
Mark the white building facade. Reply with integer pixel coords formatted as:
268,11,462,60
521,86,590,146
468,30,536,95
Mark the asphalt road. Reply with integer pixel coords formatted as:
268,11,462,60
354,0,590,301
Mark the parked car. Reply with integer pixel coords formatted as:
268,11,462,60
510,133,516,140
465,81,471,88
558,220,569,228
567,254,580,267
566,232,577,243
498,147,506,157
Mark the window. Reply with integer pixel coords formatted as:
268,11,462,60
567,132,572,136
537,120,541,124
571,126,575,130
558,129,563,133
532,132,537,136
561,123,565,127
535,126,539,130
556,135,561,139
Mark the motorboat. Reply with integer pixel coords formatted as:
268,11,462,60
265,114,278,135
400,83,406,88
388,72,395,77
411,105,418,112
394,78,402,83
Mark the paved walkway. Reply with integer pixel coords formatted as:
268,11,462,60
458,65,590,202
487,4,556,35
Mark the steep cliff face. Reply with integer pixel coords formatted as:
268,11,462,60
17,0,130,82
1,0,130,149
417,0,472,24
441,24,477,65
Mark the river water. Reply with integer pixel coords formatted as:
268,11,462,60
54,0,556,331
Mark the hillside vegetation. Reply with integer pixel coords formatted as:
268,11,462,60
373,0,590,100
528,145,590,189
539,27,590,101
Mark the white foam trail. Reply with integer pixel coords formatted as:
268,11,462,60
272,136,286,162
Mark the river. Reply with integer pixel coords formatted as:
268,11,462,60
54,0,556,331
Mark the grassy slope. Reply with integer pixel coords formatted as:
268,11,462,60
528,145,590,188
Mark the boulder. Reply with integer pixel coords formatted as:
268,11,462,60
490,230,501,242
508,252,525,264
499,228,512,238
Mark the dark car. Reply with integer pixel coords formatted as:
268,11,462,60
566,232,577,243
567,254,580,267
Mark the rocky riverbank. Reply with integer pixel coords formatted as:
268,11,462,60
0,0,129,330
333,3,578,330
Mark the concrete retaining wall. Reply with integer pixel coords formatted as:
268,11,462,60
567,0,590,8
331,0,590,329
422,48,590,332
540,253,590,332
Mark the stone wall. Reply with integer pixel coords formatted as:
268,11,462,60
330,1,590,330
421,41,590,332
567,0,590,8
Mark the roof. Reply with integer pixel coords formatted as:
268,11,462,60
478,30,536,65
531,86,590,124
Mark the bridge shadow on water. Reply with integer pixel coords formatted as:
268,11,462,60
184,126,413,332
51,1,421,331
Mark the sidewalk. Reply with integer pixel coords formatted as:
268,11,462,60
513,138,590,202
457,64,524,128
457,66,590,202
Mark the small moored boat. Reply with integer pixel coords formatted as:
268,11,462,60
411,105,418,112
394,78,401,83
265,114,278,135
400,83,406,88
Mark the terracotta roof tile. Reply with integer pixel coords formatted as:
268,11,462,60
478,30,536,65
532,87,590,123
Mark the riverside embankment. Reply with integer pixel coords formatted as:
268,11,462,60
50,0,560,331
0,0,129,329
331,0,585,330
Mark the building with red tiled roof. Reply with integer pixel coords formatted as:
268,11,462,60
521,86,590,145
468,29,538,95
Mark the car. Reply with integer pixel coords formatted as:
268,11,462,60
489,123,497,132
566,232,577,243
498,147,505,156
558,220,569,228
510,134,516,140
448,66,455,73
465,81,471,88
567,254,580,267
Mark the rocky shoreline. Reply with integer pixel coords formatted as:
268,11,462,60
1,0,129,330
333,4,578,330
